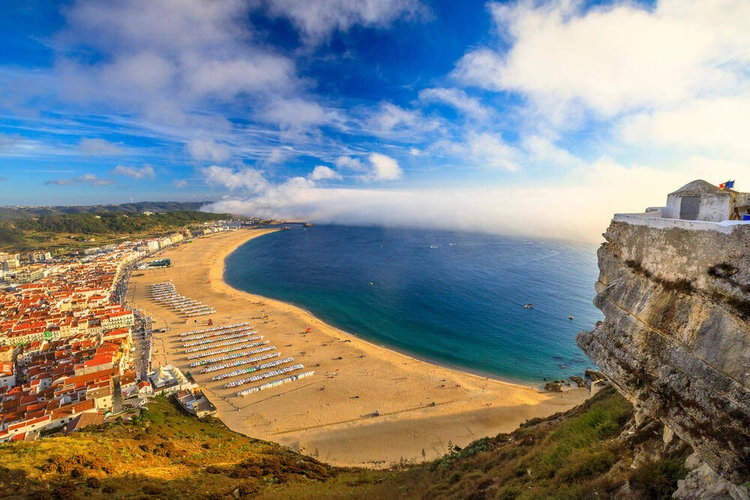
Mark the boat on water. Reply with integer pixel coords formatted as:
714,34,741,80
523,303,534,309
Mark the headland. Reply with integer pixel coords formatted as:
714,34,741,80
128,228,588,468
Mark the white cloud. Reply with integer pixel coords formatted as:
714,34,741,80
335,156,366,171
454,0,750,118
264,0,428,44
419,87,489,120
113,164,156,179
183,54,297,99
265,147,291,165
44,174,115,187
0,135,54,158
173,179,189,188
617,97,750,160
370,103,418,131
366,102,441,138
201,165,268,193
51,0,302,130
62,0,247,55
98,52,176,96
334,153,403,181
434,132,578,171
79,138,124,155
521,135,581,167
203,156,750,243
367,153,403,181
260,97,329,128
187,139,231,162
456,132,520,171
309,165,342,181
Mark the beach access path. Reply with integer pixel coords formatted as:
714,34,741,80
127,228,589,468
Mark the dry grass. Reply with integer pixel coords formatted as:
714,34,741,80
0,387,690,499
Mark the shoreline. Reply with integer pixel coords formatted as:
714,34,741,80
128,228,590,468
261,298,541,391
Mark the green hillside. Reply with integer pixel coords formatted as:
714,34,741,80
0,210,232,253
0,202,210,221
0,387,692,499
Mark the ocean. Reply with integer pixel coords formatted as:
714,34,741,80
224,225,603,384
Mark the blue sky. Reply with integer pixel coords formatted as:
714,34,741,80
1,0,748,241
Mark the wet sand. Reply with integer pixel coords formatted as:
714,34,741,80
128,228,589,468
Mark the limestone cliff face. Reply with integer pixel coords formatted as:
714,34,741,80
577,218,750,484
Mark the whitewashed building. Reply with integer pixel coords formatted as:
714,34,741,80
660,180,749,222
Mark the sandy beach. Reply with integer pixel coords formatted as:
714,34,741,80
127,228,589,468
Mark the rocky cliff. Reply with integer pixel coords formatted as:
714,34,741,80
577,217,750,485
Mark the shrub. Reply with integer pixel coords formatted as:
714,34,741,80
85,476,101,489
236,481,260,497
51,479,78,500
630,457,687,499
141,484,163,495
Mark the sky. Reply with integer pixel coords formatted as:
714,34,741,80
0,0,748,242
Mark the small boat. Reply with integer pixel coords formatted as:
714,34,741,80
523,303,534,309
568,315,574,320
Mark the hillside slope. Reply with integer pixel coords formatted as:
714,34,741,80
0,387,699,500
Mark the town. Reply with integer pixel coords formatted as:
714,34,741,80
0,221,240,441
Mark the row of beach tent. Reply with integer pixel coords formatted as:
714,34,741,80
181,326,256,345
183,333,262,352
225,363,305,389
149,282,216,317
237,371,315,397
200,351,280,374
179,322,250,338
190,345,277,368
212,357,295,381
186,340,269,360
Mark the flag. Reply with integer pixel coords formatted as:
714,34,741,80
719,180,734,190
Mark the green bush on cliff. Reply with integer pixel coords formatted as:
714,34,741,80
0,385,697,500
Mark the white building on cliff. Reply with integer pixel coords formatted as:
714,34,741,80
615,180,750,233
657,180,750,222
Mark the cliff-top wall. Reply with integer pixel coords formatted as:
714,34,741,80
578,218,750,484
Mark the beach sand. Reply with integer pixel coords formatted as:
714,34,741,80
128,228,590,468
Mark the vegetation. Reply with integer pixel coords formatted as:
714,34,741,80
0,386,693,499
0,210,233,252
0,202,208,221
0,397,349,499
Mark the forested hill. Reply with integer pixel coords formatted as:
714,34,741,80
0,201,208,221
0,210,233,252
11,211,228,234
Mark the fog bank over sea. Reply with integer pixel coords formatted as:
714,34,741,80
224,225,603,384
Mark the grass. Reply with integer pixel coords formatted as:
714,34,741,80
0,387,692,500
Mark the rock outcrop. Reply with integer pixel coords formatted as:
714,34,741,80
577,218,750,484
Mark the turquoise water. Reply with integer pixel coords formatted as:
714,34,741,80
224,225,602,384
